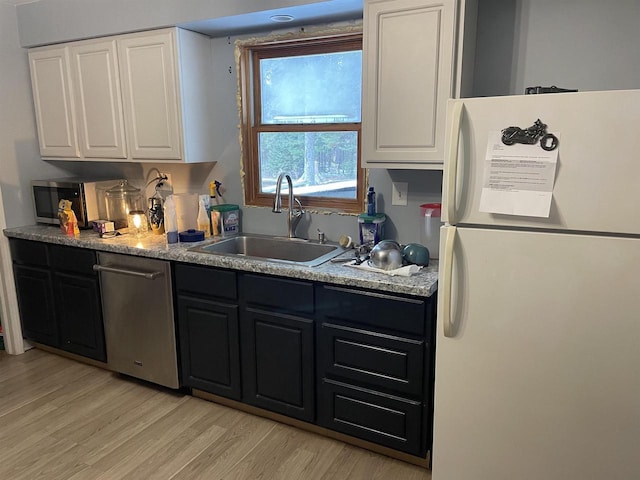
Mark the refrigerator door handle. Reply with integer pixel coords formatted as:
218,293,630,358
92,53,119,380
441,226,457,338
444,101,463,225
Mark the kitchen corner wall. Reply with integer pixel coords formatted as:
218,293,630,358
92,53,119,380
0,4,67,355
0,5,68,229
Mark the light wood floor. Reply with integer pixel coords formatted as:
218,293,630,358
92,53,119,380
0,348,431,480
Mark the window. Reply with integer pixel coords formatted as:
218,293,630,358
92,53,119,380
239,33,365,213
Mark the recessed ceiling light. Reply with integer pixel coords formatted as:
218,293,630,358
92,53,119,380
270,14,295,23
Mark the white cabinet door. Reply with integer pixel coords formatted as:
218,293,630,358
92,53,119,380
69,40,127,159
117,30,182,160
28,47,79,158
362,0,456,169
434,226,640,480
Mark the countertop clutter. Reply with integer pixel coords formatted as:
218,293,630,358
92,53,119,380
3,225,438,297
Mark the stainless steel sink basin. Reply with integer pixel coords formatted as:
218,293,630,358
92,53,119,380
188,234,345,267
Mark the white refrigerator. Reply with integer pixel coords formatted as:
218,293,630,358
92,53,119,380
432,90,640,480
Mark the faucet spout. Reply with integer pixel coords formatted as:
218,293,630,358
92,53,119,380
273,173,304,238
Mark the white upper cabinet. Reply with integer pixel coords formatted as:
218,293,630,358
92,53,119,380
69,39,127,159
28,28,214,163
362,0,476,169
29,47,80,158
117,30,181,160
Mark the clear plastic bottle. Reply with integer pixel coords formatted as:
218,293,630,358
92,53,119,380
420,203,441,259
164,195,178,244
197,196,211,237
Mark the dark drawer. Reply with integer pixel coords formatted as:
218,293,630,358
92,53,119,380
50,245,96,275
10,239,49,267
318,378,424,457
318,322,424,397
317,285,426,336
241,274,314,315
175,264,237,300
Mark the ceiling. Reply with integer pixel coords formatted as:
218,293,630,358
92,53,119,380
178,0,362,37
3,0,40,5
10,0,363,46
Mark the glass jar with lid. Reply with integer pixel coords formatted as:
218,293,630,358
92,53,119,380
105,180,144,230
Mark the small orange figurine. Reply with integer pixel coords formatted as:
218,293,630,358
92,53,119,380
58,199,79,236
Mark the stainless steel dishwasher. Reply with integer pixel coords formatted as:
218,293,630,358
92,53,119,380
94,252,179,388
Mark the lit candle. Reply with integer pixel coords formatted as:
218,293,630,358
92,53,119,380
127,210,148,238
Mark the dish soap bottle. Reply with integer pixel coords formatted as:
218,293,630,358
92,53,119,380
197,195,211,237
367,187,376,215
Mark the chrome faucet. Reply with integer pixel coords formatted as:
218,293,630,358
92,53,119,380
273,173,304,238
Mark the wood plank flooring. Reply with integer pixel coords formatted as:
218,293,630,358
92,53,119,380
0,349,431,479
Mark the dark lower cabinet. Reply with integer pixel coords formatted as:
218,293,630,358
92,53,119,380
319,378,423,456
10,239,106,362
177,268,434,458
177,296,241,400
317,322,425,397
175,264,241,400
241,307,315,422
13,264,58,346
239,273,315,422
54,272,105,361
316,283,435,459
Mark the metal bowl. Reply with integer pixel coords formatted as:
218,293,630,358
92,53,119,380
368,241,404,270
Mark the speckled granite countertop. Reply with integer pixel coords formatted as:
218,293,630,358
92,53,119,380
3,225,438,297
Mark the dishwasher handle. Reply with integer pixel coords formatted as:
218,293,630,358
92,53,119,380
93,264,164,280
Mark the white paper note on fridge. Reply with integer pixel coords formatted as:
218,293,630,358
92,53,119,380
479,131,559,217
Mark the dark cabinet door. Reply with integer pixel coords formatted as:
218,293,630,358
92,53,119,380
13,264,58,347
241,307,315,422
318,378,424,456
54,272,106,362
317,322,425,397
178,296,241,400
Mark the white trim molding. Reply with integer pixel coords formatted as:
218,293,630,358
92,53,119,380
0,184,25,355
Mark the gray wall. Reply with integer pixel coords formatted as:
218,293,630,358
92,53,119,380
474,0,640,96
0,4,67,229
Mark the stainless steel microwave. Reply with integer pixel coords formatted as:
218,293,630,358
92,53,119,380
32,178,123,229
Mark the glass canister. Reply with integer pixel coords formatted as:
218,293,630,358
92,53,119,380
105,180,144,230
420,203,441,260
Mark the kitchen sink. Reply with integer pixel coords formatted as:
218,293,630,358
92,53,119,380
188,234,346,267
